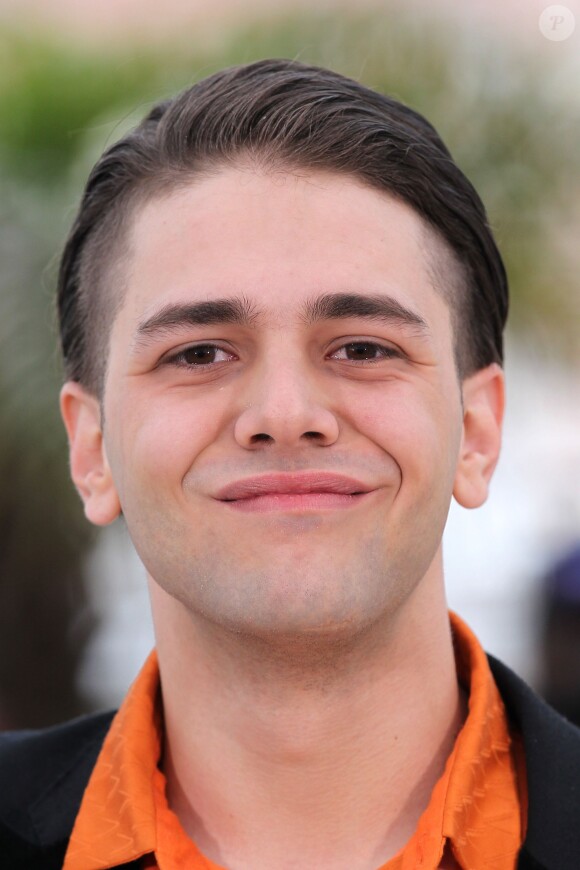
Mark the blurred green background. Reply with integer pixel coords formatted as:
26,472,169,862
1,6,578,728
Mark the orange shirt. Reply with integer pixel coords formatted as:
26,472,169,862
63,612,527,869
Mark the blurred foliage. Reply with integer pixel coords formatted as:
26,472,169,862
0,8,578,726
0,176,96,727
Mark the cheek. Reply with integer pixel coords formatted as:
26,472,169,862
355,387,462,483
106,392,224,502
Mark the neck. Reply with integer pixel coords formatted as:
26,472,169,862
150,573,465,870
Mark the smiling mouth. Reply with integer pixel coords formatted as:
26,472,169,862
220,490,373,512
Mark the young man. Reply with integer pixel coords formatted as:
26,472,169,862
1,58,579,870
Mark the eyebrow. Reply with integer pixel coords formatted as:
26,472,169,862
302,292,429,332
133,291,430,349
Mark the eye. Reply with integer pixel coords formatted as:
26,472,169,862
166,344,235,368
329,341,401,363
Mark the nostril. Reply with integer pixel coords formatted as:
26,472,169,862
251,433,273,443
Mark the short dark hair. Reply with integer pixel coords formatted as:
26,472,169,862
57,58,508,396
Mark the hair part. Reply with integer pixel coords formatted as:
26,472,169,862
57,58,509,396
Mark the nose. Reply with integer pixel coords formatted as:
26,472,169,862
233,353,340,450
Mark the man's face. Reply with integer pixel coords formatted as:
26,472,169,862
81,167,481,640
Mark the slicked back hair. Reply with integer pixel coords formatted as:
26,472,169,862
57,58,508,396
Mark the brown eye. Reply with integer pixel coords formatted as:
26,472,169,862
181,345,219,365
167,344,234,369
332,342,399,362
345,342,380,361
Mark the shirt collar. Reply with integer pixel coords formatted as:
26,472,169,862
63,611,524,869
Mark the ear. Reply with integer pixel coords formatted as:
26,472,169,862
60,381,121,526
453,363,505,509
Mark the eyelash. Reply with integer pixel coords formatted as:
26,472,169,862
165,341,402,369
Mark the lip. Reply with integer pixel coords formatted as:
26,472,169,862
214,472,374,501
220,491,373,513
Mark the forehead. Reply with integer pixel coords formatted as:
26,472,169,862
118,166,451,333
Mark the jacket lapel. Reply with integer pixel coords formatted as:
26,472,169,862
489,654,580,870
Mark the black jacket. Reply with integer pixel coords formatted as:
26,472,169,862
1,656,580,870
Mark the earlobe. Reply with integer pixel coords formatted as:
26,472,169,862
453,363,505,510
59,381,121,526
